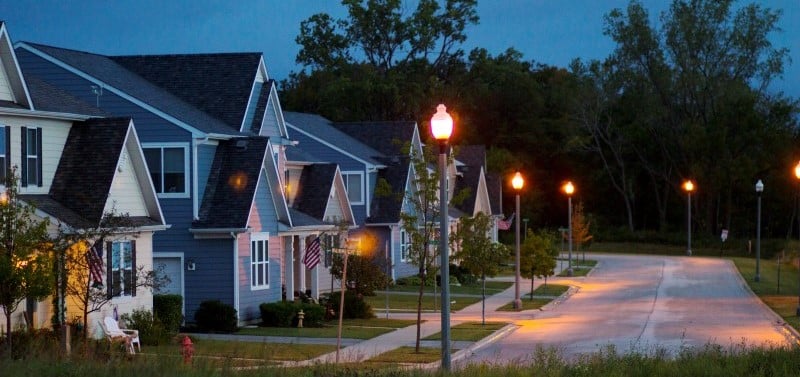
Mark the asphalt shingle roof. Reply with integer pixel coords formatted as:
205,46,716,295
18,43,236,135
367,157,409,224
194,137,269,229
292,163,337,222
486,173,503,215
25,74,108,116
331,121,417,157
110,53,262,129
283,111,385,166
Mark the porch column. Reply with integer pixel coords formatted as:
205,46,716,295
310,235,319,300
284,236,294,301
298,236,307,294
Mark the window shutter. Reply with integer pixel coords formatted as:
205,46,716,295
106,241,113,299
20,126,27,187
130,241,137,297
3,126,9,179
36,128,43,187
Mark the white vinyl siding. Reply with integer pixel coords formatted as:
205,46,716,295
342,171,364,205
1,117,71,194
0,126,7,183
250,233,269,290
0,62,13,102
142,143,189,198
104,149,148,216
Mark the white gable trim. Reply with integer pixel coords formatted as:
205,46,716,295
0,24,33,109
331,165,357,226
122,120,167,225
247,140,292,227
473,167,492,216
16,42,206,137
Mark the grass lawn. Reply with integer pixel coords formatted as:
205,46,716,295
557,266,591,277
423,321,508,341
730,256,800,331
496,284,570,311
237,318,417,339
146,339,336,361
365,292,481,312
386,280,512,295
367,346,455,364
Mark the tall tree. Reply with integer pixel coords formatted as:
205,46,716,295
0,168,52,353
451,212,509,324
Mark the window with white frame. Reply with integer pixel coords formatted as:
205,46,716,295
0,126,7,183
400,230,410,261
110,241,136,297
143,144,189,197
21,127,42,187
251,233,269,289
342,171,364,205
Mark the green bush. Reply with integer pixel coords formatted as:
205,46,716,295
194,300,238,333
153,294,183,334
323,291,374,319
396,275,434,286
260,301,296,327
0,329,57,359
260,301,325,327
120,308,169,346
450,264,478,286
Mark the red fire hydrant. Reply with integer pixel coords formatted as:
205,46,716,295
181,335,194,364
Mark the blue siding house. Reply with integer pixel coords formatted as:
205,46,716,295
15,43,351,324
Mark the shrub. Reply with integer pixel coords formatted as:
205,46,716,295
260,301,325,327
450,264,478,286
260,301,297,327
0,329,57,359
120,308,169,346
194,300,238,333
153,294,183,334
323,291,374,319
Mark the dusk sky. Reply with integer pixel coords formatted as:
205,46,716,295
2,0,798,98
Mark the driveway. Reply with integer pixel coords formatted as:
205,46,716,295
461,254,796,364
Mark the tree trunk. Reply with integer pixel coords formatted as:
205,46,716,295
414,265,425,353
530,275,534,301
4,308,11,352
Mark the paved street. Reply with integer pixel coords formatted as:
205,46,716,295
461,254,796,365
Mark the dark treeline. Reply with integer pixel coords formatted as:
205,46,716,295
279,0,799,242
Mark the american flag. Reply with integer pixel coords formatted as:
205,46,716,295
303,236,322,270
497,213,515,231
87,242,104,288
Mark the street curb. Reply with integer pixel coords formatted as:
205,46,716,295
418,323,520,370
728,258,800,346
540,285,579,311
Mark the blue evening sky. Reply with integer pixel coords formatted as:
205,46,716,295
2,0,797,98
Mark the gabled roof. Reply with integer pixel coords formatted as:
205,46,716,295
109,53,262,128
16,42,236,135
284,111,385,167
456,145,486,170
194,137,269,229
0,22,32,109
486,172,503,215
25,74,107,116
453,145,488,215
22,117,163,228
331,121,417,157
367,156,410,224
292,163,338,221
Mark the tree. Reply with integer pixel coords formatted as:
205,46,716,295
571,202,593,262
451,212,508,324
0,168,52,353
520,230,558,299
329,238,390,297
399,143,447,352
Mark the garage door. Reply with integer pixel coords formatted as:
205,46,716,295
155,257,182,296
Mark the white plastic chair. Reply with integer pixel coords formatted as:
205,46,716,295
102,316,140,353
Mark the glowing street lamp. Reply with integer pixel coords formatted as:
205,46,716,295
511,171,524,309
563,181,575,276
755,180,764,282
795,162,800,317
683,180,695,256
431,104,452,371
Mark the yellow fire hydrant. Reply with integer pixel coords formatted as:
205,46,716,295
297,310,305,328
181,335,194,364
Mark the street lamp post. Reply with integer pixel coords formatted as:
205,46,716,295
430,104,453,371
755,180,764,282
794,162,800,317
512,171,524,309
563,181,574,276
683,180,695,256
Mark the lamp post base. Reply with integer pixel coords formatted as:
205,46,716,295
566,268,574,277
754,274,760,282
513,299,522,310
686,249,692,256
796,306,800,317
